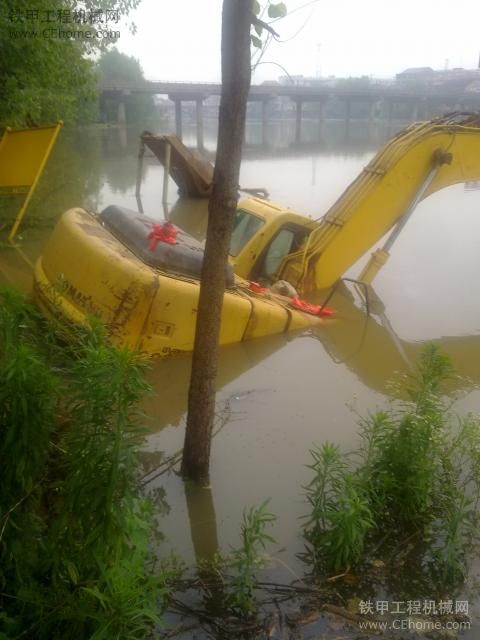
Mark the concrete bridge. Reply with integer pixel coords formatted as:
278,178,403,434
100,81,480,147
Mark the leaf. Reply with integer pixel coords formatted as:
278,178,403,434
254,22,263,36
66,561,79,584
253,0,261,15
268,2,287,18
251,34,263,49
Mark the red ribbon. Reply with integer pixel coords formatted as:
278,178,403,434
147,222,177,251
249,281,269,293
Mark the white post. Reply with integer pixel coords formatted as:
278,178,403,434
162,142,171,206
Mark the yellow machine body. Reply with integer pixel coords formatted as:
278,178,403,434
34,114,480,355
34,209,325,356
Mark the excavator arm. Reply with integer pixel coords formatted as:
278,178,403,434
279,113,480,292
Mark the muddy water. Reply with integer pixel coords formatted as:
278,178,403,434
1,118,480,634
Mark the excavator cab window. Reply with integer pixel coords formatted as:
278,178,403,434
251,224,310,283
262,229,295,279
230,209,264,257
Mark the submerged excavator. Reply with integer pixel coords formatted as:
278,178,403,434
33,113,480,356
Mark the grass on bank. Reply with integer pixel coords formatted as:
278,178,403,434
0,287,172,640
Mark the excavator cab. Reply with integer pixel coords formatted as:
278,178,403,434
228,197,317,284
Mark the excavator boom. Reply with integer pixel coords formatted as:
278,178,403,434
278,113,480,291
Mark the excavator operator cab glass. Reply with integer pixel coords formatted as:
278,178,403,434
261,228,296,279
230,209,264,257
252,224,310,283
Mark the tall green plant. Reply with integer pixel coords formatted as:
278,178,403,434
0,289,59,586
0,288,170,639
304,345,480,581
304,443,373,571
227,500,276,618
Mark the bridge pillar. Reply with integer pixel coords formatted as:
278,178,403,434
196,98,204,150
316,99,327,140
117,99,127,126
98,94,107,123
317,100,325,124
412,100,419,121
344,97,351,132
169,97,183,140
369,100,379,123
261,98,273,146
175,100,183,139
424,98,433,119
295,99,303,144
387,99,394,125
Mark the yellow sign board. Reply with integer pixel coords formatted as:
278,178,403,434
0,121,63,241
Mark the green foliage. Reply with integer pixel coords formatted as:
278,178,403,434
55,330,150,571
304,444,374,571
250,1,287,49
304,345,480,581
0,0,94,126
267,2,287,18
0,0,141,127
227,500,276,618
0,287,171,639
251,34,263,49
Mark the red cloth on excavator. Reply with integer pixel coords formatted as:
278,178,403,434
290,297,335,317
249,281,269,293
147,222,177,250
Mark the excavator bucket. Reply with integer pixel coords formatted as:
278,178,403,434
141,133,214,197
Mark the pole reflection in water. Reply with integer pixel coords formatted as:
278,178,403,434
184,482,226,621
184,482,220,563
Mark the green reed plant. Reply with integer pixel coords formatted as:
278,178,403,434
304,344,480,580
56,333,150,573
0,289,59,585
226,500,276,618
304,443,373,571
0,287,171,639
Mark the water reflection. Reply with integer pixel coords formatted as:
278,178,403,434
184,483,220,563
311,283,480,397
142,333,290,429
100,126,143,193
141,281,480,434
180,119,394,159
168,198,209,243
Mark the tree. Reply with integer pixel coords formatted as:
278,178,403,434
181,0,286,485
0,0,141,127
97,48,146,87
97,48,155,124
180,0,253,486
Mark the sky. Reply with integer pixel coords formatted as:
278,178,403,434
116,0,480,83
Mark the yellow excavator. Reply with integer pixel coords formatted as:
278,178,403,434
33,113,480,356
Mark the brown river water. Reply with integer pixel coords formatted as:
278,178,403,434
1,116,480,637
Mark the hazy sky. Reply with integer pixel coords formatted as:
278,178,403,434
116,0,480,83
